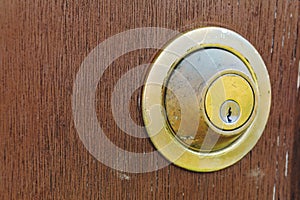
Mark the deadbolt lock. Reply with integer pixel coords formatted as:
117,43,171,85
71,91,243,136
142,27,271,172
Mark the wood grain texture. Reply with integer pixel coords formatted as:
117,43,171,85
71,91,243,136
0,0,299,199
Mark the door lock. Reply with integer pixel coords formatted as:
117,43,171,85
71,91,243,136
142,27,271,172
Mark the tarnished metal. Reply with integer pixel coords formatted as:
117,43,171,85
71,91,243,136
142,27,271,172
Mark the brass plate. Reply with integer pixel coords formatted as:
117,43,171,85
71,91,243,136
142,27,271,172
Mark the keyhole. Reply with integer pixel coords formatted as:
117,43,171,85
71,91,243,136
227,107,232,123
220,100,240,124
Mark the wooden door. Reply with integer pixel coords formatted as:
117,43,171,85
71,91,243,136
1,0,299,199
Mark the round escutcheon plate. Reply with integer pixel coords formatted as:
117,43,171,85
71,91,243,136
142,27,271,172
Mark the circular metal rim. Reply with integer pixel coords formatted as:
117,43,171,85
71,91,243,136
141,27,271,172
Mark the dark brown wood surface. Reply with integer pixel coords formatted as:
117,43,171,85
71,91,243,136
1,0,299,199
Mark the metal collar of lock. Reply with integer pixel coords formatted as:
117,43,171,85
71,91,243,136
142,27,271,172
